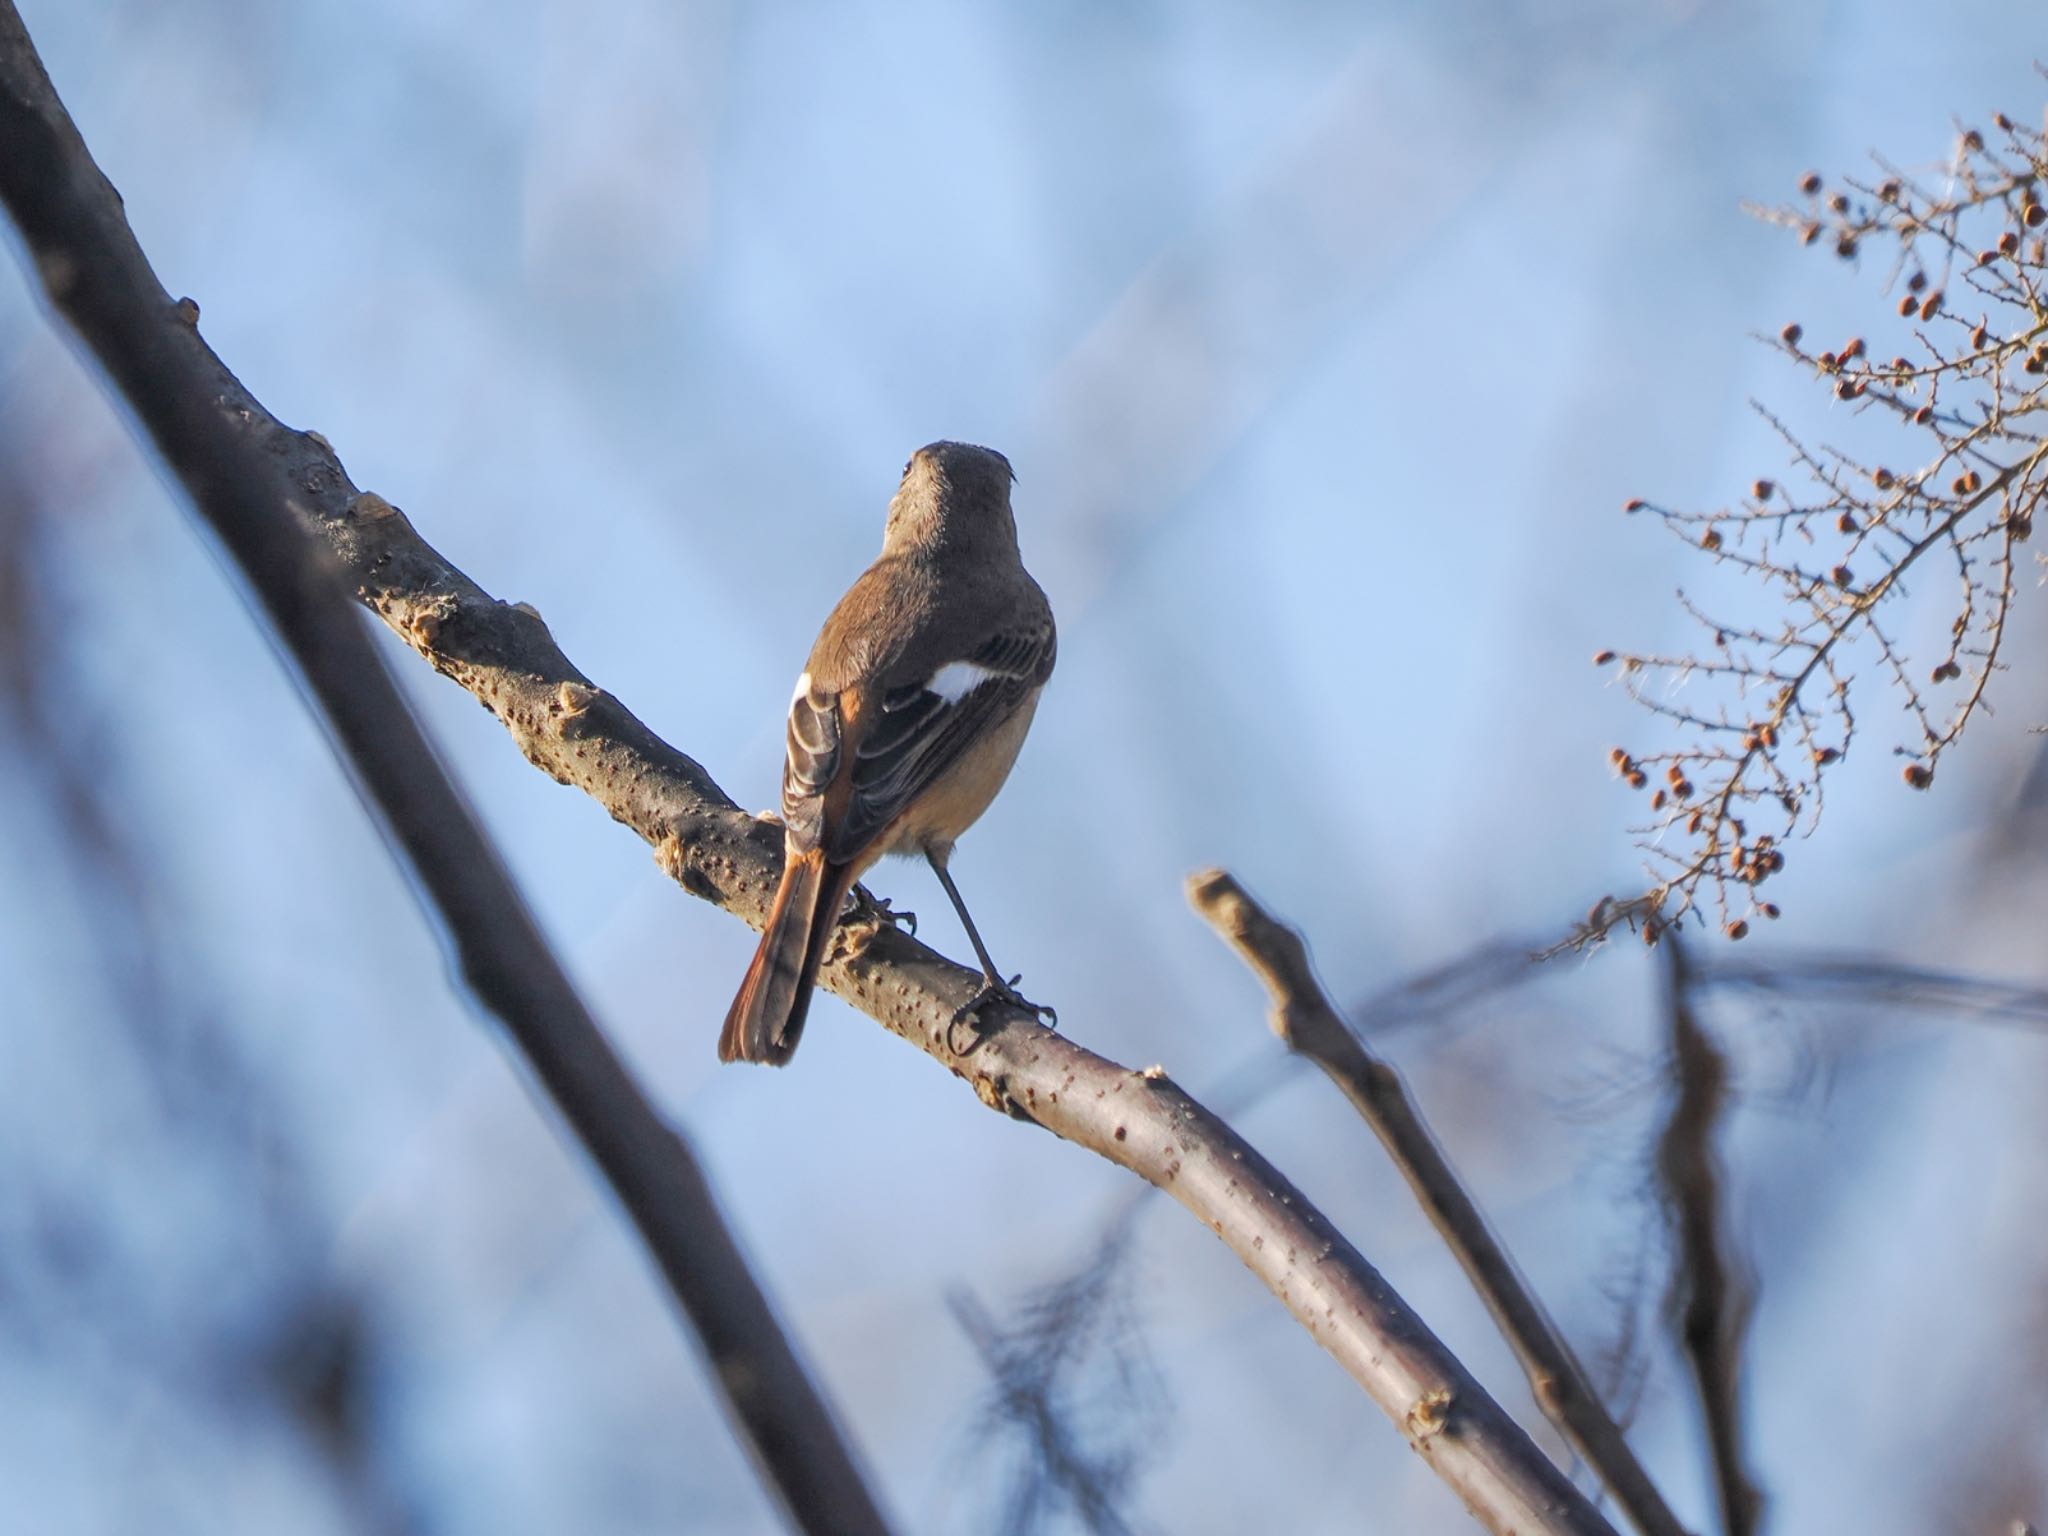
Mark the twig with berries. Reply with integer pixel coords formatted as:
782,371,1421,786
1595,111,2048,943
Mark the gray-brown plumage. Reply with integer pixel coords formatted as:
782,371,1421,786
720,442,1056,1066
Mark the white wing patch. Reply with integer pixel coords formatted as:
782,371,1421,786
926,660,995,704
789,670,812,705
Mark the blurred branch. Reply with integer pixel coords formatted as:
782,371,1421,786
1695,951,2048,1030
1189,870,1688,1536
0,13,891,1536
0,10,1625,1530
1655,939,1761,1536
948,1215,1162,1536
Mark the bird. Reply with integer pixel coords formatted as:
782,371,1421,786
719,441,1056,1066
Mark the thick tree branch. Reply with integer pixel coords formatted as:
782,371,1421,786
0,13,891,1535
0,11,1619,1528
1188,870,1690,1536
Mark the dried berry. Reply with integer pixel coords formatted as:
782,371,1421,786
1800,171,1823,196
1752,479,1774,501
1903,763,1933,789
1725,919,1749,940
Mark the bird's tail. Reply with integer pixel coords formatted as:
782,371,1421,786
719,848,855,1066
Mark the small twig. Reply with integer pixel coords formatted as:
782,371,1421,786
1188,870,1689,1536
1655,939,1762,1536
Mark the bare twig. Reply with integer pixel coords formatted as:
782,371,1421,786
1655,939,1762,1536
0,9,1622,1529
1602,112,2048,935
1189,870,1688,1536
0,14,892,1535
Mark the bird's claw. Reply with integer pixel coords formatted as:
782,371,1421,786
845,885,915,938
948,972,1057,1033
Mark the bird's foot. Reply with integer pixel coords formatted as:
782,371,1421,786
844,884,915,939
949,972,1057,1033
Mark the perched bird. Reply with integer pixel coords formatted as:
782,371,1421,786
720,441,1056,1066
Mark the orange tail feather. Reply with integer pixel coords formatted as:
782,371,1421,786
719,850,855,1066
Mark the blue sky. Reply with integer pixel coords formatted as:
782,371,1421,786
4,2,2046,1532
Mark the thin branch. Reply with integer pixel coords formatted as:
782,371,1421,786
1188,871,1688,1536
0,9,1620,1530
1655,939,1762,1536
0,13,892,1535
1694,952,2048,1031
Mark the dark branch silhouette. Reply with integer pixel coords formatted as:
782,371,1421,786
1655,940,1761,1536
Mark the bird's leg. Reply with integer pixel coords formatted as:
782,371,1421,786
926,850,1056,1031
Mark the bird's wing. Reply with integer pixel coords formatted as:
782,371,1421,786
781,615,1055,862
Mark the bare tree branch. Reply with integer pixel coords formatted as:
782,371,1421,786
1655,939,1762,1536
0,13,893,1535
1188,870,1688,1536
1600,114,2048,936
0,9,1628,1529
